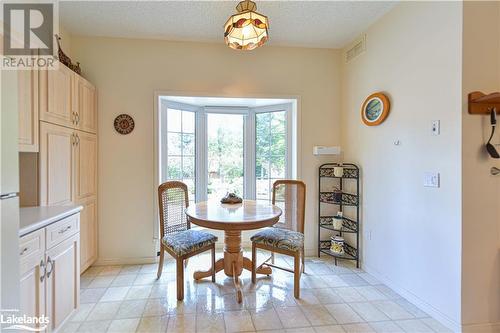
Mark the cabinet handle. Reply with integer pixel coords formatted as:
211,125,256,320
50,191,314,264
58,225,72,234
71,133,76,146
40,259,46,282
76,113,80,125
19,247,29,256
46,257,53,278
76,134,80,145
72,112,76,125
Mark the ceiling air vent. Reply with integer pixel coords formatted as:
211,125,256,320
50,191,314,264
345,34,366,63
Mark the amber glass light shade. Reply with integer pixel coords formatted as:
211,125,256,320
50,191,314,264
224,0,269,51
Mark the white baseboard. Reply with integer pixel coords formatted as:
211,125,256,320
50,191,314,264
462,322,500,333
94,256,157,266
362,263,461,333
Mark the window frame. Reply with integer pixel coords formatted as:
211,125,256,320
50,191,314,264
160,100,294,203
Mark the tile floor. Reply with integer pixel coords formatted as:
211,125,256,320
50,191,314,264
62,251,453,333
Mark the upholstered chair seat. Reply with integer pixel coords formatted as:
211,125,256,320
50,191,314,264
162,229,218,257
251,228,304,252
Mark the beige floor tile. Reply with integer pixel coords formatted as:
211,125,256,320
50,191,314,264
275,306,310,329
354,286,388,301
339,274,370,287
164,296,198,315
124,285,152,300
142,298,169,317
196,312,226,333
349,302,389,322
136,315,169,333
107,318,140,332
115,299,147,319
133,273,158,286
149,283,169,298
395,319,434,332
374,286,401,300
100,287,130,302
300,305,337,326
88,276,115,289
110,274,137,287
244,292,274,310
71,303,95,322
98,266,122,276
419,318,453,333
394,299,428,318
321,275,349,288
325,304,364,324
342,323,375,333
59,321,81,333
372,301,414,320
295,290,321,306
302,276,329,289
224,310,255,332
368,321,404,333
250,307,283,331
77,320,111,332
285,327,315,333
119,265,142,275
314,325,346,333
312,288,344,304
357,273,380,286
81,277,94,289
167,314,196,333
139,264,158,274
80,288,106,304
86,302,121,321
334,287,366,303
81,266,104,278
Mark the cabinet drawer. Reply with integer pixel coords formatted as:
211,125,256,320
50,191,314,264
46,214,80,249
19,229,45,262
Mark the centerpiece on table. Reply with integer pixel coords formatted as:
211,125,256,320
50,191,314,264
221,192,243,204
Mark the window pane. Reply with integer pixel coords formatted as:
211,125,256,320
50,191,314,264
167,157,181,179
256,111,287,202
182,111,195,133
182,134,195,155
207,113,244,199
183,157,195,178
184,178,195,200
167,109,182,132
167,133,182,155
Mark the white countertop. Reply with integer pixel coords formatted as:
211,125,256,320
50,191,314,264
19,205,83,237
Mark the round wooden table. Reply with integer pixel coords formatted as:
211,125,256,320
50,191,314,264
185,200,282,302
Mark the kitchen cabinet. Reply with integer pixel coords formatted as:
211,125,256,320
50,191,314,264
39,122,74,207
73,131,97,201
19,213,80,332
18,69,39,152
74,76,97,134
39,65,74,129
79,197,97,272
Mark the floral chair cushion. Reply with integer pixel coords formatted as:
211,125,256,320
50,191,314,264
162,229,217,257
251,228,304,252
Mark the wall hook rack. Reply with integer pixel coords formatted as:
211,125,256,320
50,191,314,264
468,91,500,114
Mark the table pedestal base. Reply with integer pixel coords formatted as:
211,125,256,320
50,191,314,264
193,230,272,303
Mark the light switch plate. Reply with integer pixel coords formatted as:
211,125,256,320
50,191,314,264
424,172,440,188
432,120,440,135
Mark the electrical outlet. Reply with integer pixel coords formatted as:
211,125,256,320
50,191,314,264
424,172,440,188
432,120,440,135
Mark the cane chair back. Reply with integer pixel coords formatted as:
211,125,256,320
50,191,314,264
272,180,306,234
158,181,190,239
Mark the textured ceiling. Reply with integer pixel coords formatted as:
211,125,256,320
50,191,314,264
60,1,397,49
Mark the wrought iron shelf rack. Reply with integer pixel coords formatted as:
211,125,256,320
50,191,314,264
318,163,360,268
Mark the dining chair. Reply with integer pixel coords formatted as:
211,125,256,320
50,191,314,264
157,181,218,300
251,179,306,298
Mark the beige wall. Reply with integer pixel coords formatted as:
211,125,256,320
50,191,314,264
462,2,500,331
341,2,463,329
70,36,341,263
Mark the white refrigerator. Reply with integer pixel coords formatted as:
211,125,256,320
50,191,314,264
1,69,21,311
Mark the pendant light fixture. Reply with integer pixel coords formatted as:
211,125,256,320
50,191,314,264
224,0,269,50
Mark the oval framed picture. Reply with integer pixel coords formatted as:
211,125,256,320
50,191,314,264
361,93,390,126
114,114,135,135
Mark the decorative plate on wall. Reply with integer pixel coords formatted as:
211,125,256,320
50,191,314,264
361,92,390,126
114,114,135,135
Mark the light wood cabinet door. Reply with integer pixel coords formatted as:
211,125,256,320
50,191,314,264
19,230,46,330
18,69,39,152
45,233,80,331
75,76,97,134
39,122,74,206
79,197,97,272
73,131,97,201
39,65,74,129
